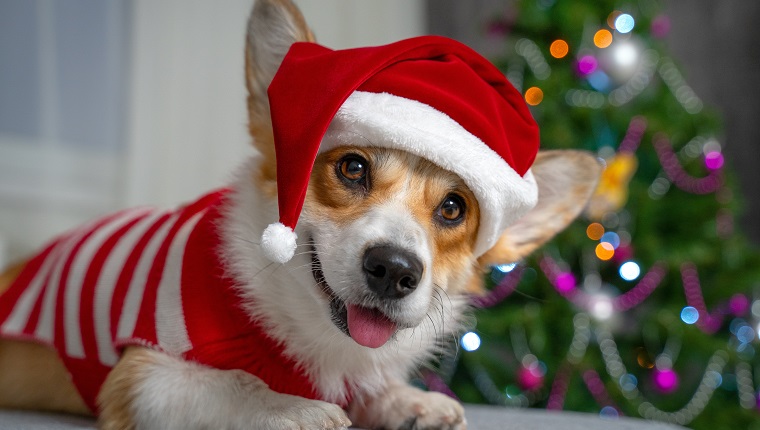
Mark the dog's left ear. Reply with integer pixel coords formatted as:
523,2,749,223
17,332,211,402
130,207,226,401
475,150,602,271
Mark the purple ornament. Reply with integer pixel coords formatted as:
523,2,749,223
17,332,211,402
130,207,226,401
555,272,577,293
704,151,724,170
652,368,679,393
651,15,671,39
728,294,750,316
576,55,598,76
517,365,545,391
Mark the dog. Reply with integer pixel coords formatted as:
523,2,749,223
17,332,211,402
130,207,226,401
0,0,601,428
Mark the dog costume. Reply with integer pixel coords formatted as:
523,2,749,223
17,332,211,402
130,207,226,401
0,36,539,412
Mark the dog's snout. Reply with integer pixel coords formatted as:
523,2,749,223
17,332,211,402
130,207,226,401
363,246,423,299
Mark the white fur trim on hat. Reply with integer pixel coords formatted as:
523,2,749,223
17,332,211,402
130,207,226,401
320,91,538,257
261,222,298,264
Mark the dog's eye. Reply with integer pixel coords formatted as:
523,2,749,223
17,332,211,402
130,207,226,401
436,194,465,225
337,155,368,184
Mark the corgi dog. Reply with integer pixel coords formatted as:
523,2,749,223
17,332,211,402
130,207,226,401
0,0,601,429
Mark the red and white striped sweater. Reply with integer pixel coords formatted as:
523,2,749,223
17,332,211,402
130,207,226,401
0,190,322,412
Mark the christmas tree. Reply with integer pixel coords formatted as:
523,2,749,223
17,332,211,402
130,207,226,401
424,1,760,429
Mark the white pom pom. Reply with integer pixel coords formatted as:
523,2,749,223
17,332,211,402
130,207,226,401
261,222,297,264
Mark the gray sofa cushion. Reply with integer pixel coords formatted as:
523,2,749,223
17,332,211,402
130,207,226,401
0,406,685,429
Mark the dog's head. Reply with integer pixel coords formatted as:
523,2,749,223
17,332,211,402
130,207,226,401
240,0,601,352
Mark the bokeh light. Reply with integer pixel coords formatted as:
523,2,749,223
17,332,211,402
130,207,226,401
594,29,613,48
680,306,699,324
555,272,577,293
614,14,635,34
596,242,615,260
599,406,619,419
550,39,569,58
619,261,641,281
607,11,623,29
612,41,639,68
495,262,517,273
704,151,724,170
587,222,605,240
587,71,611,92
652,367,679,393
601,231,621,249
461,331,481,352
590,295,614,320
525,86,544,105
577,55,598,75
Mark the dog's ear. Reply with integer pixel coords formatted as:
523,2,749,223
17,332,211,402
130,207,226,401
471,150,601,288
245,0,314,185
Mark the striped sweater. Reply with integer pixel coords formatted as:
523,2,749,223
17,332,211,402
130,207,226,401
0,190,320,412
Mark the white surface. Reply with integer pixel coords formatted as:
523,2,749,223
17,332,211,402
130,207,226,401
0,405,687,430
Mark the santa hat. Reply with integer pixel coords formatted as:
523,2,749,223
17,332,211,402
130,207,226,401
260,36,540,264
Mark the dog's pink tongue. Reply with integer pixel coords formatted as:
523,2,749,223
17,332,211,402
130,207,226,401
346,304,397,348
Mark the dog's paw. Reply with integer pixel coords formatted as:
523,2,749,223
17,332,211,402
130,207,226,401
349,384,466,430
255,392,351,430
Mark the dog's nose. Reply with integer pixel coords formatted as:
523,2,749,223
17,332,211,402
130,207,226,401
363,245,423,299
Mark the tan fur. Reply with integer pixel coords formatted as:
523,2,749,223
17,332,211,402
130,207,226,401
0,261,91,416
306,146,481,295
0,339,90,416
97,347,155,430
469,150,602,293
0,260,26,295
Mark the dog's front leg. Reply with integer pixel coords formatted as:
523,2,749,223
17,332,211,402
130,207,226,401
348,381,466,430
98,346,350,430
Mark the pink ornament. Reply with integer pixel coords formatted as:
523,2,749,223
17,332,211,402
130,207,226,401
652,368,679,393
704,151,724,170
576,55,598,76
650,15,671,39
517,365,545,391
555,272,577,293
728,294,750,316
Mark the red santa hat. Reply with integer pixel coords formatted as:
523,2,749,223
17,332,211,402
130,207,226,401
260,36,540,264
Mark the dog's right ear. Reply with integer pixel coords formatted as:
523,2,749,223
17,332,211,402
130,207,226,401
245,0,314,186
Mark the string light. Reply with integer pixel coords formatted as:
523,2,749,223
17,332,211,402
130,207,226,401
515,39,551,80
550,39,569,58
576,55,598,75
596,242,615,260
608,49,660,106
594,29,613,48
590,294,615,320
653,134,723,195
587,223,605,240
736,362,757,409
506,58,526,92
614,14,635,33
461,332,482,352
525,86,544,105
681,306,700,324
619,261,641,281
600,231,620,249
659,58,703,113
565,89,606,108
607,11,623,29
597,325,729,425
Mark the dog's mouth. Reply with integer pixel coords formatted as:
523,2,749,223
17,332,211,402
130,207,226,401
311,247,398,349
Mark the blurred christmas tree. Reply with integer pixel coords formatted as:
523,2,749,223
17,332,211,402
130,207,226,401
424,1,760,428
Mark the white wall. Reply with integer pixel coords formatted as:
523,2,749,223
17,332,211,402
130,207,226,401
125,0,425,208
0,0,424,265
